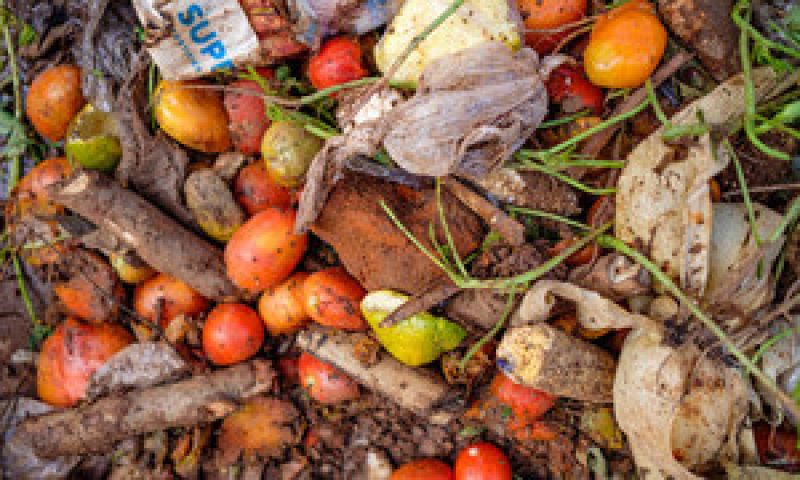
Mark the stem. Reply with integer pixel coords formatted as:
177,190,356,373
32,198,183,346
599,234,800,421
751,326,800,364
435,179,468,278
459,288,516,369
769,194,800,243
726,140,762,247
538,110,591,129
3,17,21,193
514,161,617,195
508,207,591,231
731,2,800,59
12,254,37,325
299,77,381,105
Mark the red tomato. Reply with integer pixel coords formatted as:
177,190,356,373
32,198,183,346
392,459,455,480
584,0,667,88
234,162,292,216
303,267,367,331
25,65,86,142
518,0,588,54
546,65,604,115
455,442,513,480
298,352,359,404
308,37,368,91
224,208,308,294
489,373,556,421
202,303,265,365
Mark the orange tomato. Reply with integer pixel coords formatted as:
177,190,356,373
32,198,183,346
234,162,292,216
308,37,368,91
584,0,667,88
11,156,72,217
37,317,133,407
133,273,209,328
454,442,512,480
298,352,359,404
154,80,232,153
392,459,454,480
202,303,265,365
54,250,125,324
25,65,86,142
224,208,308,293
302,267,367,331
258,272,310,335
518,0,587,54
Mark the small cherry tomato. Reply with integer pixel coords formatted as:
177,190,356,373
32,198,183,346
392,459,455,480
584,0,667,88
308,37,368,91
202,303,265,365
234,162,292,216
518,0,588,54
25,65,86,142
133,273,209,328
454,442,513,480
298,352,359,404
489,372,557,421
303,267,367,331
258,272,310,335
546,64,604,115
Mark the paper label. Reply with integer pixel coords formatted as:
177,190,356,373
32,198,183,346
134,0,260,79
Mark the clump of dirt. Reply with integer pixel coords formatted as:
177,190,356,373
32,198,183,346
312,172,484,295
718,133,796,204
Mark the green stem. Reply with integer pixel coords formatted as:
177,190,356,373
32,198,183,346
12,254,37,324
727,140,762,247
646,79,669,125
598,234,800,420
3,17,21,193
754,115,800,140
732,2,800,59
751,326,800,364
538,110,591,129
769,194,800,243
514,161,617,195
299,77,381,105
436,179,469,277
508,207,591,231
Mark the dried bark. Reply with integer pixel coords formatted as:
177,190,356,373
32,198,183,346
442,177,525,246
48,170,239,302
13,360,274,458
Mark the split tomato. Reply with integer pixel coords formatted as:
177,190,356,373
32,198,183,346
518,0,587,54
202,303,265,365
454,442,513,480
298,352,359,404
546,64,604,115
308,37,368,91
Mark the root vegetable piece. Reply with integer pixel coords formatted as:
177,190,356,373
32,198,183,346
297,326,453,422
48,170,238,302
312,172,483,295
134,273,210,328
202,303,265,366
258,272,310,336
54,249,125,323
496,324,615,403
304,267,367,331
234,162,292,216
224,78,272,155
16,360,275,458
154,80,231,153
25,65,86,142
184,168,246,242
217,396,299,464
224,208,308,294
37,318,134,407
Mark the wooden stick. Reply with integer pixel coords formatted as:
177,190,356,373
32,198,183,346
13,360,275,458
379,284,462,327
497,324,615,403
297,327,455,424
442,177,525,246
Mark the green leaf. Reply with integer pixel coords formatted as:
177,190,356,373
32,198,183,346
458,425,486,438
29,323,53,350
17,22,35,46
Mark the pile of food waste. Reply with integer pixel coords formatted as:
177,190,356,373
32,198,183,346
1,0,800,478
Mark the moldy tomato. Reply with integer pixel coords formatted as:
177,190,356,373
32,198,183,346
234,162,293,216
518,0,587,54
298,352,359,404
308,37,368,91
202,303,265,365
303,267,367,331
454,442,513,480
25,65,86,142
584,0,667,88
392,459,454,480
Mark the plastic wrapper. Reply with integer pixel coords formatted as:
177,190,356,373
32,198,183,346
289,0,403,48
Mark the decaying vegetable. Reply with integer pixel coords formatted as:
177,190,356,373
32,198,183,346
374,0,521,84
505,280,749,477
184,168,246,242
234,162,293,216
133,273,210,328
298,351,360,404
217,396,299,464
259,272,311,336
262,121,323,188
25,65,86,142
53,249,125,324
304,266,368,331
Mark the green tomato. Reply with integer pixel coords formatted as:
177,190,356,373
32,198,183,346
261,121,323,188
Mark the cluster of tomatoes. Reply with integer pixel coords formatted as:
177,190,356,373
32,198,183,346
391,442,512,480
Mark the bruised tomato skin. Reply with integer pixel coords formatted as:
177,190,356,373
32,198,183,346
234,162,292,216
584,0,667,88
26,65,86,142
259,272,310,336
37,318,133,407
298,352,359,404
202,303,265,366
518,0,587,54
303,267,367,331
454,442,513,480
490,373,557,421
392,459,455,480
225,76,272,155
133,273,210,328
308,37,368,91
224,208,308,294
546,65,604,115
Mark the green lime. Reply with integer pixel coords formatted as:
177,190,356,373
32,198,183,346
65,104,122,172
361,290,467,367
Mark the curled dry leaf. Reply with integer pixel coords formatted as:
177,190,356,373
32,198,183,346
506,281,748,478
217,396,299,465
615,68,788,292
85,342,189,402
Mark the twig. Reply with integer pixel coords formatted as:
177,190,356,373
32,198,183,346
553,25,592,54
723,182,800,198
442,177,526,246
459,288,516,370
380,284,462,328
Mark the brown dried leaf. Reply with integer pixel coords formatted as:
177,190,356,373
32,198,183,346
217,397,299,465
